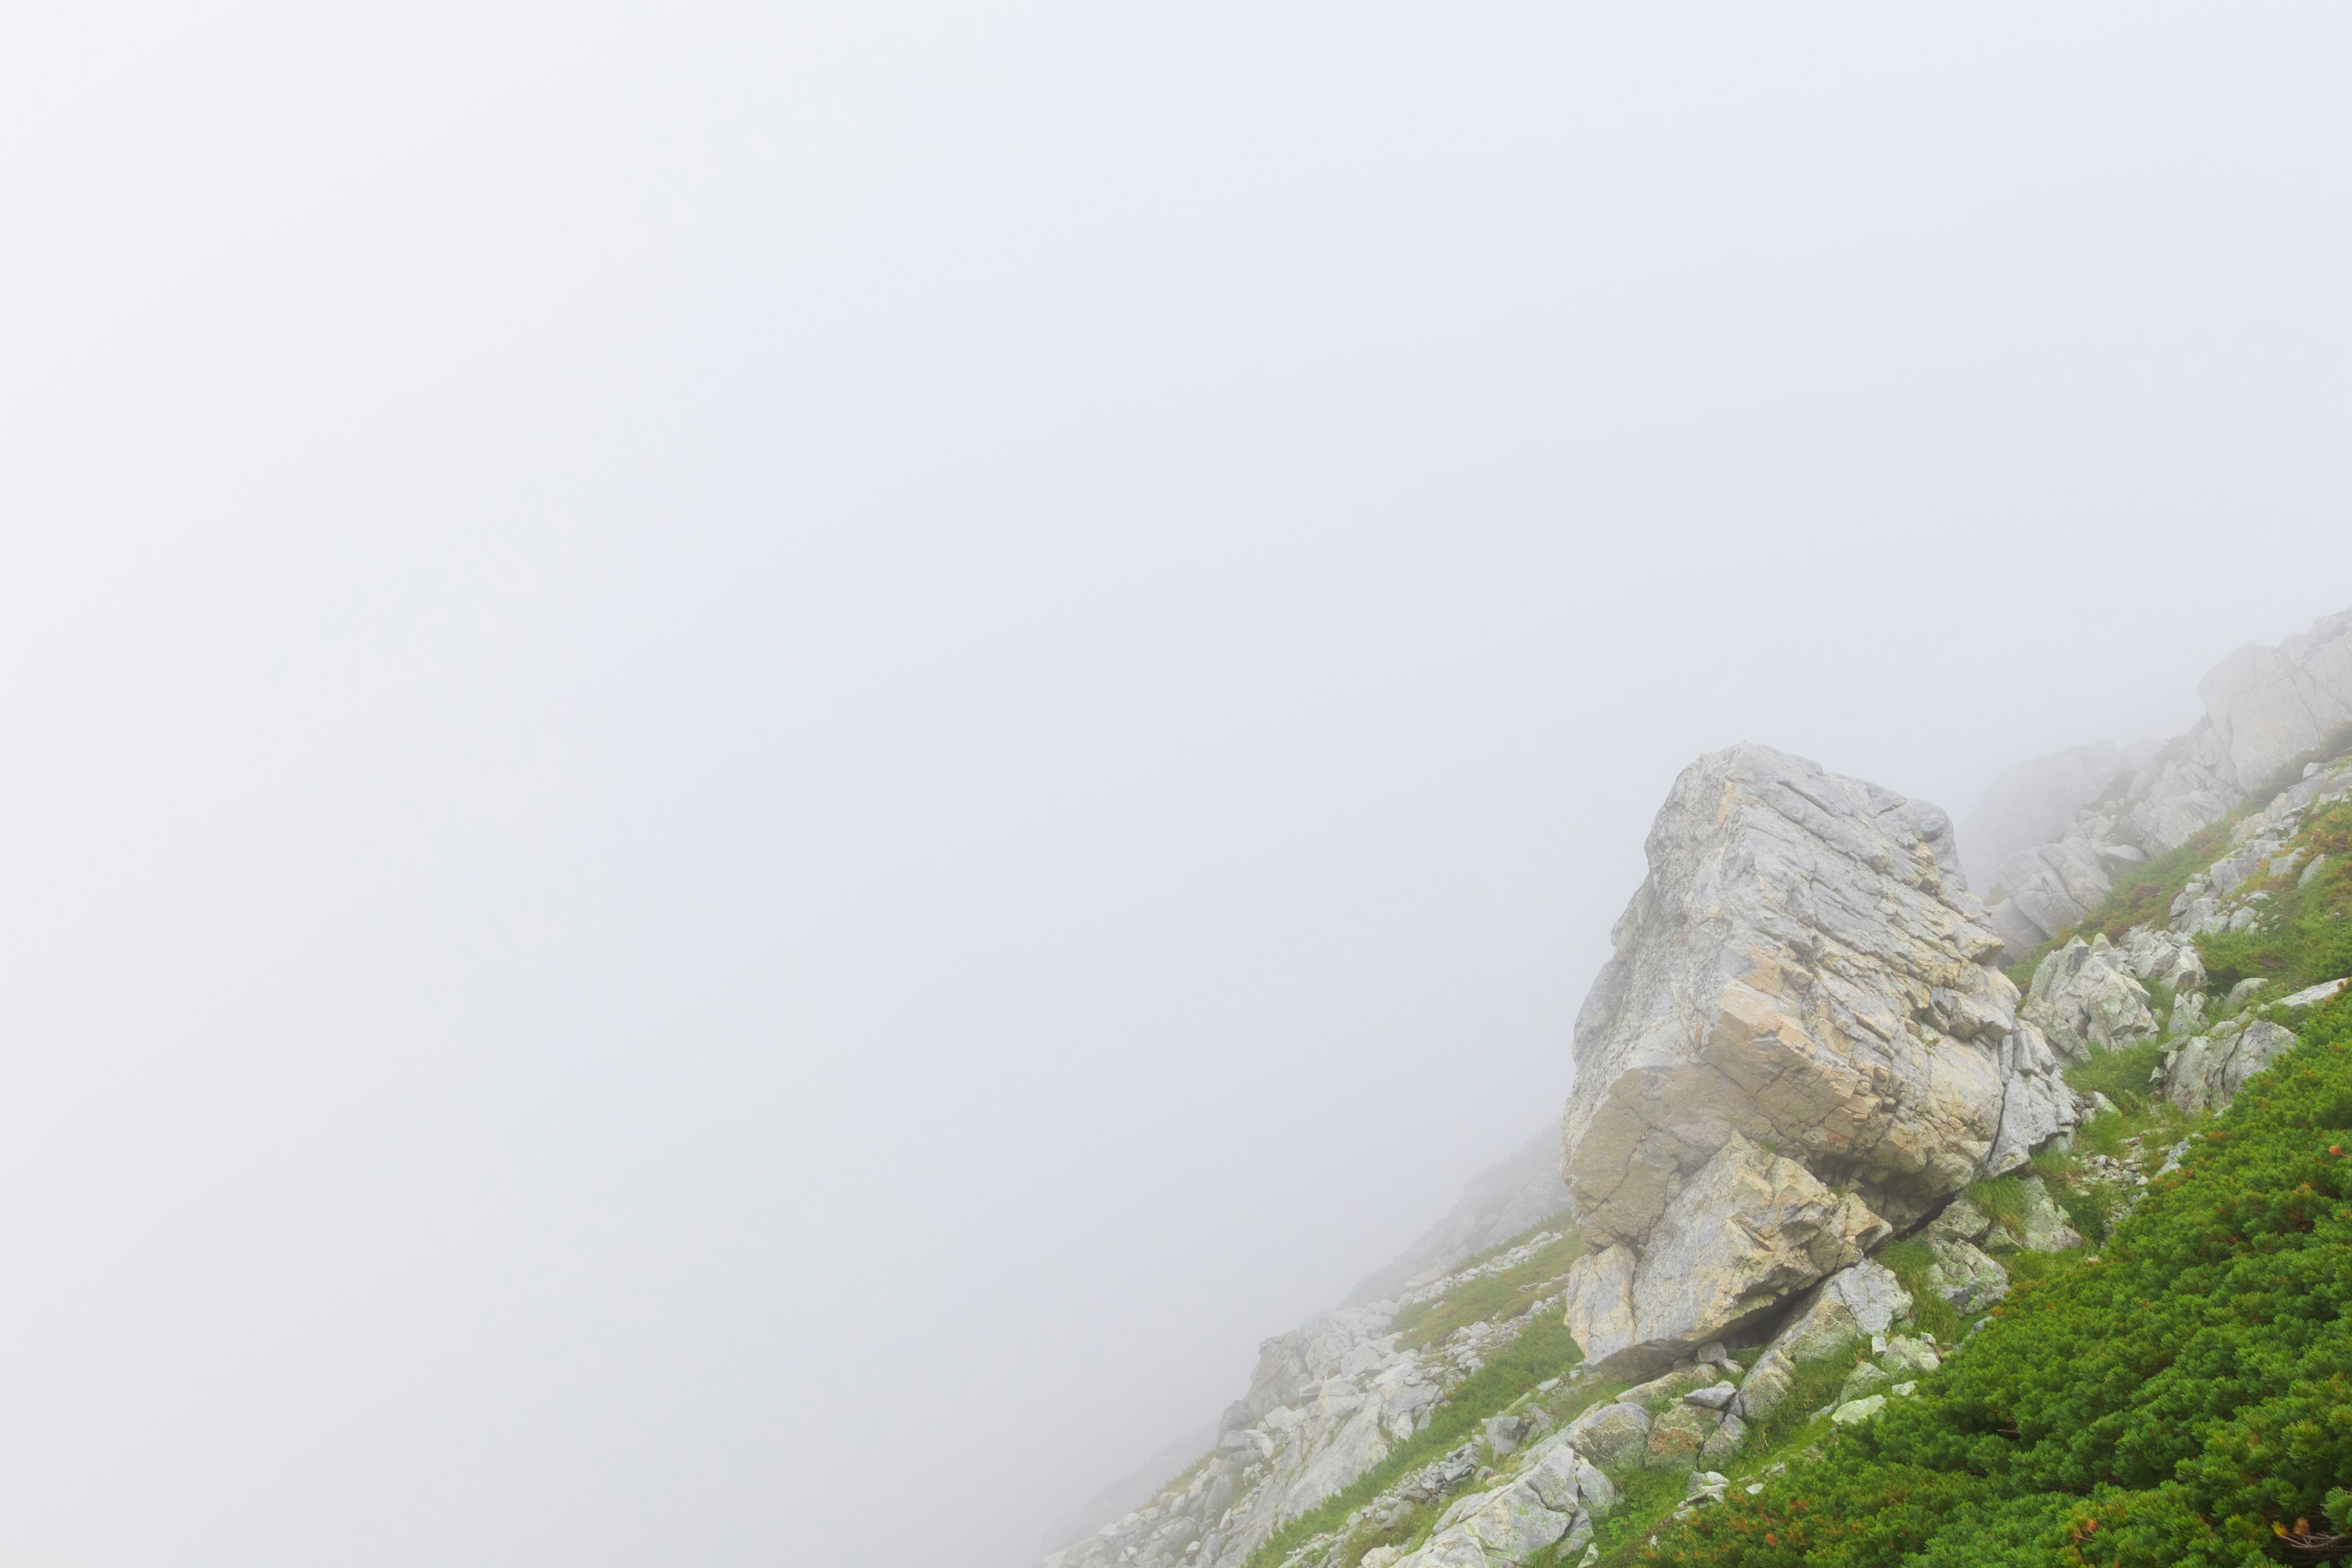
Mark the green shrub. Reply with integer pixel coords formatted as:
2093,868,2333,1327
1651,986,2352,1566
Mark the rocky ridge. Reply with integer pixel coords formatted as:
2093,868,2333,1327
1043,604,2352,1568
1985,606,2352,955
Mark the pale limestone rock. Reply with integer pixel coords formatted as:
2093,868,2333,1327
1880,1335,1942,1377
1830,1395,1887,1426
2280,978,2348,1011
1684,1383,1738,1411
1562,746,2014,1248
1615,1365,1724,1407
1697,1413,1747,1464
2160,1018,2301,1114
1392,1443,1607,1568
1732,1262,1911,1424
1989,1023,2081,1174
1642,1404,1721,1469
1923,1196,1990,1245
1991,837,2112,949
1557,1401,1649,1472
1562,1133,1888,1376
2195,607,2352,793
2119,926,2206,997
2020,935,2158,1062
1838,1362,1890,1403
1921,1238,2007,1314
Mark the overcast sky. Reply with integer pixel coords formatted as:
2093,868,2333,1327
1,4,2348,1566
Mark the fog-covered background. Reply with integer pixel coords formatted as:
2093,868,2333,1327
1,4,2346,1565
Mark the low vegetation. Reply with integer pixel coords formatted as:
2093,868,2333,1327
1394,1231,1582,1351
2199,799,2352,999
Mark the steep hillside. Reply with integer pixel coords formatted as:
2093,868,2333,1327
1042,603,2352,1568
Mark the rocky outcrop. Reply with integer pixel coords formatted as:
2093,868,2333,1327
1979,605,2352,954
1561,1134,1887,1371
1556,745,2037,1374
2020,935,2159,1061
1958,741,2138,895
2160,1017,2301,1115
1731,1261,1912,1426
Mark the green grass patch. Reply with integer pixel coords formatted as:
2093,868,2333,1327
1242,1317,1586,1568
1956,1174,2029,1240
1394,1231,1582,1351
2195,800,2352,998
2059,1036,2165,1115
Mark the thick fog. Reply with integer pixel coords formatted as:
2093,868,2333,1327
2,5,2347,1566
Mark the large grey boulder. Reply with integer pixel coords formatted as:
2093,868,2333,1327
2019,935,2159,1062
1391,1442,1612,1568
1562,1134,1888,1374
1989,837,2114,951
1557,746,2023,1373
1556,1400,1649,1472
1923,1237,2008,1313
1987,1023,2082,1175
2195,608,2352,793
2160,1018,2301,1114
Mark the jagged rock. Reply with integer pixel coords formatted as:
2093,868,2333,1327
2160,1018,2300,1114
1923,1196,1989,1245
2196,608,2352,791
2119,926,2206,996
1959,742,2130,895
1923,1237,2007,1313
1990,838,2113,951
2280,978,2348,1011
1967,608,2352,970
1697,1412,1747,1464
2020,935,2158,1062
1988,1023,2082,1174
1559,746,2019,1369
1879,1335,1942,1378
2302,854,2331,888
2170,989,2209,1035
1556,1401,1650,1472
1732,1262,1912,1424
1392,1443,1610,1568
1562,1133,1888,1376
1642,1404,1722,1469
1483,1415,1529,1456
1346,1126,1574,1306
1683,1382,1738,1411
1838,1362,1890,1403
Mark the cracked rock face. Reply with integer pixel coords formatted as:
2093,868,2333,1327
1562,1134,1887,1374
2020,935,2158,1063
1557,745,2019,1373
